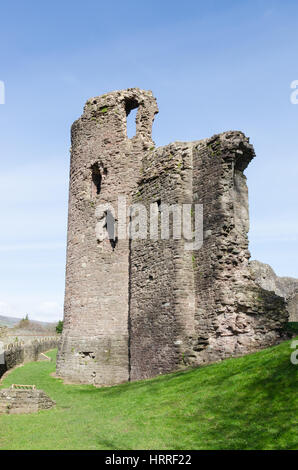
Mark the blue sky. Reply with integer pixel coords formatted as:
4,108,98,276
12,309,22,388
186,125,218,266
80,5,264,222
0,0,297,322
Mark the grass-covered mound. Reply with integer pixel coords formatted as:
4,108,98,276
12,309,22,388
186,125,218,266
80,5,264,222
0,338,297,450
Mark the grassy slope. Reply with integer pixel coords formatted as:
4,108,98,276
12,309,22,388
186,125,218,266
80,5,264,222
0,338,297,450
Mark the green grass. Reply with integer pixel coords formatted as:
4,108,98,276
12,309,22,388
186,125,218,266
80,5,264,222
0,339,297,450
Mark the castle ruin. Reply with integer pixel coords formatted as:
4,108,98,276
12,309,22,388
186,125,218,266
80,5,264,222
56,88,288,386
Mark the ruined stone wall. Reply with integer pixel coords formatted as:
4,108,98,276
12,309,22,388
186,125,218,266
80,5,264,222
56,89,158,385
288,293,298,322
0,387,55,414
57,88,288,386
129,131,288,380
0,337,59,380
191,133,287,365
130,143,196,380
250,259,298,322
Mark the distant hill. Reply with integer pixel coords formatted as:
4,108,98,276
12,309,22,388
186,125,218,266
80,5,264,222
0,315,55,329
0,315,21,327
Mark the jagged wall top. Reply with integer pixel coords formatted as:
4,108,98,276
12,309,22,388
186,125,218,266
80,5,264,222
78,88,159,146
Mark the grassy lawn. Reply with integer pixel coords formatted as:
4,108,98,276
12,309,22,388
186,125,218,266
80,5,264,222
0,338,297,450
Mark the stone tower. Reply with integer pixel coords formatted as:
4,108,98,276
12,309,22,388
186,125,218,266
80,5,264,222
57,88,288,386
56,89,158,385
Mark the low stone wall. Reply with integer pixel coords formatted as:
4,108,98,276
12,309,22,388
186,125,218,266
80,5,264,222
0,386,55,414
0,337,59,380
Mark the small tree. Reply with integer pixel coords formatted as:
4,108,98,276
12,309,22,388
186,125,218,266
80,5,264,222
17,315,30,329
56,320,63,334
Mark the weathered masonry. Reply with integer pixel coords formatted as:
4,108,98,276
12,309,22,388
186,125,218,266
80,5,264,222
0,385,55,415
56,88,288,386
0,337,59,380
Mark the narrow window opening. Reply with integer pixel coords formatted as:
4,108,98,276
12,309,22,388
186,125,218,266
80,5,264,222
104,210,118,250
125,98,139,139
91,163,102,198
